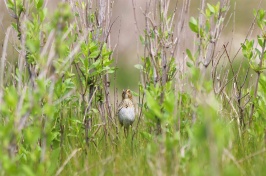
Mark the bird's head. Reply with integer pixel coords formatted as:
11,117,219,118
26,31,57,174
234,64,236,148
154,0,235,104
122,89,133,100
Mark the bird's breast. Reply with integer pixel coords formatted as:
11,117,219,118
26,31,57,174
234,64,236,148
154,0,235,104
118,107,135,122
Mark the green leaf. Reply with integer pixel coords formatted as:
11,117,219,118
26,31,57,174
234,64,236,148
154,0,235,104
4,86,18,108
189,17,199,33
89,42,98,52
205,20,210,32
186,49,194,62
221,7,227,12
7,0,15,11
146,90,162,118
102,50,112,58
91,108,99,114
207,3,215,14
89,50,100,59
11,22,18,31
205,8,211,17
258,35,264,47
134,64,143,70
258,9,265,20
131,90,139,97
39,8,47,22
88,59,101,70
186,61,193,68
37,0,44,9
255,48,261,56
139,35,145,45
215,2,221,13
107,69,115,74
253,9,257,17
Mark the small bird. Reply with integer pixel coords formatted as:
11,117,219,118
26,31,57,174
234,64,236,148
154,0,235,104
117,89,135,136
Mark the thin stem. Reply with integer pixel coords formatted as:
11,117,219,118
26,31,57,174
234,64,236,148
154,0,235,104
248,39,266,127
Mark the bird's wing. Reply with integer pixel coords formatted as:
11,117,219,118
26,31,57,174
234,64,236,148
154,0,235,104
117,99,134,114
117,101,124,114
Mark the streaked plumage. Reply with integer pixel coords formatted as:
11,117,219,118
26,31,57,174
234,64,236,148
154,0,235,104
117,89,135,136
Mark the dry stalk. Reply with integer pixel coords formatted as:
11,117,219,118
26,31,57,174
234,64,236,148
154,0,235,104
0,27,12,101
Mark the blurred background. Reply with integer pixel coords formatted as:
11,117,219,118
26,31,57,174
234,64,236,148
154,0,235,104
1,0,266,93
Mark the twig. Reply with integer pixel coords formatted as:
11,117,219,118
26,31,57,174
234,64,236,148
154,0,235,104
83,86,98,122
0,27,12,97
223,149,246,175
131,0,140,33
55,148,81,176
238,148,266,163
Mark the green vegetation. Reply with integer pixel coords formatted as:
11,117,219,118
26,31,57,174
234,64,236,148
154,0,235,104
0,0,266,175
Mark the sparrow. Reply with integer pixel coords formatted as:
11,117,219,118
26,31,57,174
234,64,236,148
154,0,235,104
117,89,135,136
